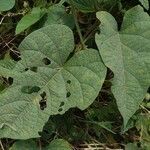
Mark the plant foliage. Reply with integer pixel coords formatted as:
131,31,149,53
0,0,149,149
0,25,106,139
96,5,150,128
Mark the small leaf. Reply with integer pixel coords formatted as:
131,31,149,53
96,6,150,128
45,139,72,150
125,143,138,150
139,0,149,10
44,5,74,29
0,0,15,12
16,7,46,34
10,140,39,150
93,121,115,134
0,24,106,139
10,139,72,150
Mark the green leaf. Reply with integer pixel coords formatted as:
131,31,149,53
125,143,138,150
10,140,39,150
44,5,74,29
139,0,149,10
96,6,150,128
70,0,119,12
15,7,46,34
0,0,15,12
93,121,115,134
0,24,106,139
10,139,72,150
45,139,72,150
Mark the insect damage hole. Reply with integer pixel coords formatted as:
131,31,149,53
59,102,65,107
67,80,71,84
42,58,51,65
24,68,29,71
58,108,63,112
30,67,37,72
21,86,41,94
39,92,47,110
66,92,71,98
8,77,13,85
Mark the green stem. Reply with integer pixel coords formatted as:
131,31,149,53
69,0,86,50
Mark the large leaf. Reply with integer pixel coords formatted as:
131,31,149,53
0,24,106,139
0,0,15,12
70,0,119,12
96,6,150,128
16,7,46,34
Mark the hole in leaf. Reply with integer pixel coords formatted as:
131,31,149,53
8,77,13,85
30,67,37,72
39,99,47,110
59,102,65,107
42,58,51,65
40,91,46,98
66,92,71,98
58,108,63,112
32,86,41,93
25,68,29,71
21,86,41,94
39,91,47,110
67,80,71,84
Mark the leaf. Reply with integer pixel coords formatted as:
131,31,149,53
15,7,46,34
10,140,39,150
10,139,72,150
0,0,15,12
93,121,115,134
45,139,72,150
70,0,119,12
125,143,138,150
96,6,150,128
139,0,149,10
44,5,74,29
0,24,106,139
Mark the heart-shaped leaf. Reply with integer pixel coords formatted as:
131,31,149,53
96,6,150,128
0,24,106,139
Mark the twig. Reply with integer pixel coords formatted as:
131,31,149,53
0,140,5,150
140,105,150,114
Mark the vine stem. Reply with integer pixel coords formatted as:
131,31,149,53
69,0,86,50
